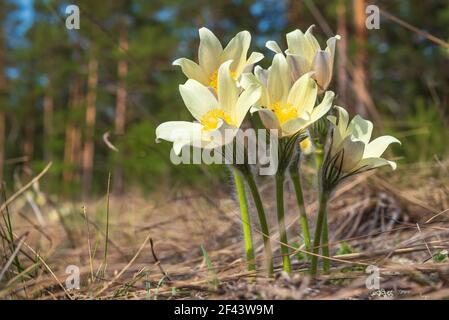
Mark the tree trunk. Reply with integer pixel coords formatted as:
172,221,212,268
43,89,54,163
337,0,348,107
0,25,6,183
113,21,129,195
352,0,369,117
82,57,98,199
287,0,302,27
63,79,83,192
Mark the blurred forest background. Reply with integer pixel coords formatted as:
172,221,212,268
0,0,448,199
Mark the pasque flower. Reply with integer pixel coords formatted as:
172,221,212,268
266,25,340,91
156,61,261,154
326,106,400,177
244,53,335,137
173,28,263,92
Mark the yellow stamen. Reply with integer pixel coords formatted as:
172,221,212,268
200,109,235,131
300,137,312,151
209,70,238,92
270,101,297,124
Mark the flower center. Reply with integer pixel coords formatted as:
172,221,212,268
200,109,234,131
270,101,297,124
209,70,237,92
300,137,311,151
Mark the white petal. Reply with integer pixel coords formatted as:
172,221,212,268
266,40,282,53
173,58,209,85
338,135,366,172
287,72,317,117
286,53,311,81
286,26,319,63
198,27,223,77
179,79,219,120
357,157,397,171
235,84,261,127
156,121,203,154
222,30,251,77
254,65,269,86
347,115,373,144
310,91,334,122
363,136,401,158
281,114,311,137
268,53,290,105
246,52,264,67
217,60,238,119
253,107,281,131
312,50,332,90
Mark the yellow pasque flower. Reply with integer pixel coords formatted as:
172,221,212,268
156,61,261,154
243,53,335,137
266,25,340,91
328,106,400,173
173,28,263,92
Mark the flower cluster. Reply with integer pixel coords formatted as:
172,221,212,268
155,27,400,277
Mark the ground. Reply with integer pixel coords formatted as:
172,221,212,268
1,160,449,300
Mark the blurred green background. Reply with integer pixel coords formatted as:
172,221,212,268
0,0,448,198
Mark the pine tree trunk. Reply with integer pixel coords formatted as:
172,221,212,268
0,27,5,184
82,57,98,199
352,0,369,117
113,21,128,195
63,79,82,192
43,90,54,163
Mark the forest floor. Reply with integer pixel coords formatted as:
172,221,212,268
1,160,449,300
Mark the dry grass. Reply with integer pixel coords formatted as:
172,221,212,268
1,159,449,300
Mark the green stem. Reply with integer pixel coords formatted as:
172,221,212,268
241,168,274,277
275,173,292,274
321,213,330,273
314,144,330,273
310,189,329,276
289,158,311,258
232,169,256,272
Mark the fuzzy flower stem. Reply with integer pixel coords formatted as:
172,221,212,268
289,154,311,258
232,168,256,273
310,188,329,276
314,143,330,273
276,172,292,274
241,168,274,277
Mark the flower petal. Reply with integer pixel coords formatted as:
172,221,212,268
347,115,373,144
312,50,331,90
252,107,281,131
286,53,311,81
156,121,203,154
357,157,397,171
179,79,220,120
281,114,311,137
235,84,261,127
287,72,317,117
198,27,223,77
339,135,365,172
363,136,401,158
266,40,282,53
173,58,209,85
217,60,239,119
268,53,290,105
222,30,251,76
310,90,335,122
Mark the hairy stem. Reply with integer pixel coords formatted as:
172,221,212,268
241,168,274,277
310,189,329,276
232,168,256,272
289,156,311,258
276,173,292,274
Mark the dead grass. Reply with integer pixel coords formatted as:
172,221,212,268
1,159,449,300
